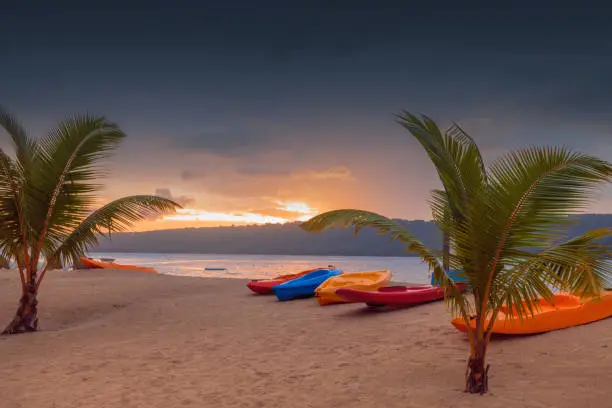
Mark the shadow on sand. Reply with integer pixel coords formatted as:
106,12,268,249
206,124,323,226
331,304,422,318
452,329,548,344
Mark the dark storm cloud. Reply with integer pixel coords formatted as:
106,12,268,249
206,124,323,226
175,126,269,154
482,56,612,121
2,2,612,159
2,1,610,219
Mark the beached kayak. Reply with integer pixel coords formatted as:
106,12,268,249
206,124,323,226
247,268,319,295
451,291,612,335
315,270,392,305
336,284,464,308
79,257,158,273
430,269,469,285
273,268,342,301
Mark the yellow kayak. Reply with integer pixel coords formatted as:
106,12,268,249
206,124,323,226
315,270,392,306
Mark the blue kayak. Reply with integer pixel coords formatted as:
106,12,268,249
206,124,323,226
430,270,469,286
273,268,342,301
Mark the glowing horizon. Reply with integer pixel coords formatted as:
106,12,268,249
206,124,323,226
159,201,319,226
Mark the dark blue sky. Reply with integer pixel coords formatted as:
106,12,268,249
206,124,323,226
2,2,611,225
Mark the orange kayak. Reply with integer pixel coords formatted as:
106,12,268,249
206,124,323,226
451,291,612,335
315,270,392,305
247,268,319,295
79,257,158,273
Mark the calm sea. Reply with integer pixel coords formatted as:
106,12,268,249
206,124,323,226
88,252,432,283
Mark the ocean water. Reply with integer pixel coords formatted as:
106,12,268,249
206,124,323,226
88,252,433,283
85,253,612,288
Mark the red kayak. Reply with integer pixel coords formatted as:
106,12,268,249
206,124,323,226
247,268,318,295
335,284,466,308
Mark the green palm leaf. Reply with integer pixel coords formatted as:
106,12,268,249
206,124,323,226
301,209,471,317
0,108,181,334
49,195,181,270
302,112,612,393
26,115,127,263
0,151,26,272
395,113,488,219
461,147,612,298
0,107,33,254
487,147,612,249
491,228,612,325
446,123,487,184
395,112,467,218
0,105,37,172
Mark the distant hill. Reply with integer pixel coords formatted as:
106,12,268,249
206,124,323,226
94,214,612,256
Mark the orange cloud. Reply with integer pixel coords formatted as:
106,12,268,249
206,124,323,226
154,188,195,207
140,201,320,231
293,166,353,181
164,208,290,224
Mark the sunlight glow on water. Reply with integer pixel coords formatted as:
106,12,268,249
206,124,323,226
84,253,612,288
88,252,432,282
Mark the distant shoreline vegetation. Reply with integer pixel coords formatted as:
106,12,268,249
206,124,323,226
94,214,611,257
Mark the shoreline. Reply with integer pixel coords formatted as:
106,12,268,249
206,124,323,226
90,251,424,257
1,269,611,407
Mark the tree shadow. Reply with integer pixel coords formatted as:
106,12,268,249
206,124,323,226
332,304,421,318
453,330,548,344
489,332,547,342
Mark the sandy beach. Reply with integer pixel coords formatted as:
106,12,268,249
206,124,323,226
1,270,611,408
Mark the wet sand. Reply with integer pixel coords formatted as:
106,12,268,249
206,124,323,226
0,269,611,408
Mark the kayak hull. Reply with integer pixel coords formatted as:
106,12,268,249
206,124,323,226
336,284,465,308
315,270,392,305
273,268,342,301
247,269,318,295
430,269,467,285
79,257,158,273
247,279,284,295
451,291,612,335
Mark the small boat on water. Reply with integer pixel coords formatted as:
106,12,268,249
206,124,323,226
451,291,612,335
315,270,392,305
205,267,227,271
273,268,342,301
79,257,158,273
247,268,319,295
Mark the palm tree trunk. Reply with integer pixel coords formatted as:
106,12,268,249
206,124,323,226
2,281,38,334
465,340,490,394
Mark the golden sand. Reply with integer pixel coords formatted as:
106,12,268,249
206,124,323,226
1,270,611,407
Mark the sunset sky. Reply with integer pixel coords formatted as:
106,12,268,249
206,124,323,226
2,2,612,230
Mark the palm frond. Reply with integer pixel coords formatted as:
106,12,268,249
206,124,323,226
444,123,488,194
429,189,454,271
396,113,488,222
0,105,37,172
446,123,487,183
491,227,612,323
26,115,126,259
49,195,181,268
447,147,612,323
302,209,472,317
486,147,612,260
0,149,30,267
395,112,467,217
0,151,23,236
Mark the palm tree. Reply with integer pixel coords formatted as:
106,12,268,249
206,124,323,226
302,112,612,394
0,106,181,335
